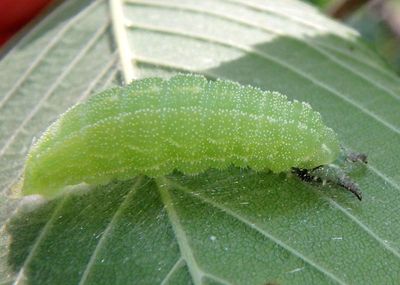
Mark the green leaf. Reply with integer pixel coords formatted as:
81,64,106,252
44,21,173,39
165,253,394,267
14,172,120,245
1,0,400,284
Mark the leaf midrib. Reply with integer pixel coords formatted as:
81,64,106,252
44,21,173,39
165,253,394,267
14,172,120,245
157,177,231,285
164,178,347,285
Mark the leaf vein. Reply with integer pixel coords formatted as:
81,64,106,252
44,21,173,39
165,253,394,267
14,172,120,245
129,25,400,134
135,55,400,194
157,178,208,285
202,273,234,285
221,0,400,101
127,23,400,134
160,257,185,285
1,49,119,196
169,179,347,285
0,0,102,111
1,0,75,59
126,0,400,94
78,178,142,285
229,0,396,76
12,195,70,285
0,20,111,160
110,0,139,83
327,199,400,259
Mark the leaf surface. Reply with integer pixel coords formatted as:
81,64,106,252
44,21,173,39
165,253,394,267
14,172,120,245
1,0,400,284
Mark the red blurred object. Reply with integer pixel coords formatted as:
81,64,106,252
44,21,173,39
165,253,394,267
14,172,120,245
0,0,53,46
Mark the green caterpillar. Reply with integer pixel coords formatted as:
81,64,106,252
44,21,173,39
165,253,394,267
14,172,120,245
22,74,341,198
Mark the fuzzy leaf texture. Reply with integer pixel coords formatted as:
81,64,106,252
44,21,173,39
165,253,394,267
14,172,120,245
1,0,400,284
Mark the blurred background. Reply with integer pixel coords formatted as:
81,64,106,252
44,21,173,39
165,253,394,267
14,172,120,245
1,0,399,74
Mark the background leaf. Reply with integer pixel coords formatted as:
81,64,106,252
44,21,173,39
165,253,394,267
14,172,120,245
1,0,400,284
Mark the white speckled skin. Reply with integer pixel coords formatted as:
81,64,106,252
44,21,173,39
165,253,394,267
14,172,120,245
22,74,340,197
